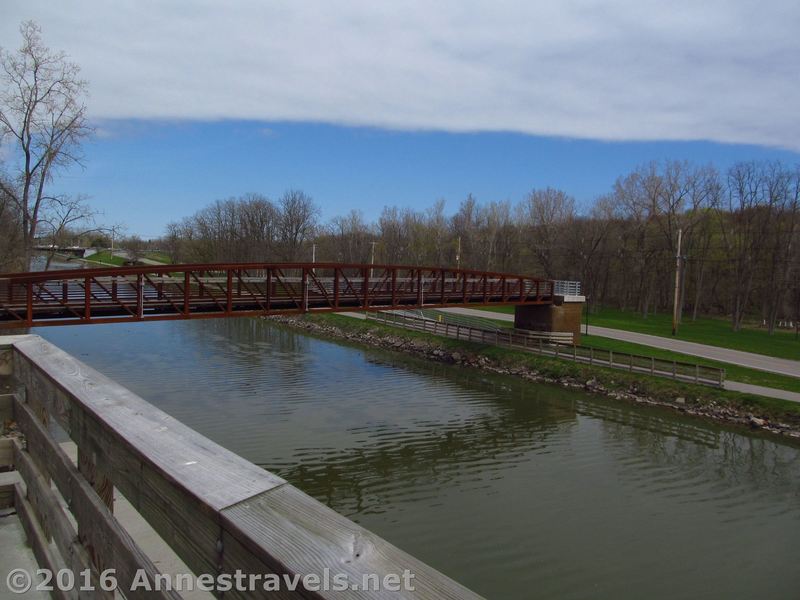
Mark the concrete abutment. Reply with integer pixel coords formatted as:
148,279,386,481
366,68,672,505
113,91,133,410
514,296,585,344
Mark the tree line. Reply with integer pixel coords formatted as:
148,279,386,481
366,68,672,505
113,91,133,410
3,23,798,332
162,159,800,333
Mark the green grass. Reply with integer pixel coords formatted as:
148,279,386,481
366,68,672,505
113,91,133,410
144,251,171,264
580,335,800,392
83,251,127,266
480,305,799,361
299,313,800,426
83,250,171,266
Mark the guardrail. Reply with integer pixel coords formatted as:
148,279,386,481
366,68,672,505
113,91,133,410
0,335,484,599
368,312,725,387
553,280,582,296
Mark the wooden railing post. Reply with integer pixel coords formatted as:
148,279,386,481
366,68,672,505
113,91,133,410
78,447,114,511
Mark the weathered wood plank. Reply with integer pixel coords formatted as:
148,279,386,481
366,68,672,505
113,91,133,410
12,335,284,577
0,335,35,349
11,335,485,599
219,527,305,600
14,397,181,600
0,437,12,468
222,484,486,599
12,335,285,508
0,392,13,422
14,483,76,600
77,446,114,510
12,439,109,597
0,471,18,508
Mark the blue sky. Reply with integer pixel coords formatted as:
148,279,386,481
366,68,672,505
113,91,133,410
3,1,800,238
56,121,800,238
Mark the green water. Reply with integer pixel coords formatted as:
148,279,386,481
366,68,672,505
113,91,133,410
39,318,800,599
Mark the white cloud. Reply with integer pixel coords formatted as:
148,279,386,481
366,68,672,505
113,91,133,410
2,0,799,149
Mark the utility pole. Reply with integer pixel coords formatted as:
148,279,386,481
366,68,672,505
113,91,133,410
671,227,683,336
369,241,376,279
585,298,589,337
456,236,461,270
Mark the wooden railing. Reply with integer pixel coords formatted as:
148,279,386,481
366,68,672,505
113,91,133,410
368,312,726,387
0,335,484,599
370,311,575,344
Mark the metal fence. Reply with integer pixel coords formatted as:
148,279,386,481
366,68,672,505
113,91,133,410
369,311,725,387
370,311,574,344
553,280,582,296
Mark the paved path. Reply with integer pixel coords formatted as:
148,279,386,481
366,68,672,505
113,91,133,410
441,307,800,403
723,381,800,402
443,307,800,378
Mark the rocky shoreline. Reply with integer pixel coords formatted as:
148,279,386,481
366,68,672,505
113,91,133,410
268,315,800,441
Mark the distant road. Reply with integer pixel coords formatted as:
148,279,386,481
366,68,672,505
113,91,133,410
443,307,800,379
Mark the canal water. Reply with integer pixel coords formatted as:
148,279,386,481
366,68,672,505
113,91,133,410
38,318,800,599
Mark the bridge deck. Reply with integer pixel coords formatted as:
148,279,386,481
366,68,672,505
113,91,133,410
0,263,554,328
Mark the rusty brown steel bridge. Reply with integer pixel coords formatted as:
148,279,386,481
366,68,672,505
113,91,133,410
0,262,556,329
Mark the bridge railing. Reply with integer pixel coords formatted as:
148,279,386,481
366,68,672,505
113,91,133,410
553,280,582,296
369,312,725,387
0,263,555,328
0,334,484,598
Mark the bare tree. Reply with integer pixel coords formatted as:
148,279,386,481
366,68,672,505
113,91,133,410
0,21,91,269
277,189,319,261
522,187,575,277
327,210,374,263
122,235,147,264
38,194,97,269
0,175,23,270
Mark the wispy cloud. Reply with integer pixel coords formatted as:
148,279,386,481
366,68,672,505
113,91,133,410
3,0,799,149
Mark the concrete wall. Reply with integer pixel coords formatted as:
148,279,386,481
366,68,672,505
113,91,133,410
514,297,584,344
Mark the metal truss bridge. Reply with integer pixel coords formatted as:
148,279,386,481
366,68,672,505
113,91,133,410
0,262,556,329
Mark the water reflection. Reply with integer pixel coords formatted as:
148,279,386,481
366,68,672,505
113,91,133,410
38,318,800,600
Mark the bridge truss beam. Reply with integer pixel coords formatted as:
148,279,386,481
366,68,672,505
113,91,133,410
0,263,554,329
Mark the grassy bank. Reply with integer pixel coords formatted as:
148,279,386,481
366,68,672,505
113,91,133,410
82,250,171,267
480,305,799,360
83,251,127,266
578,335,800,392
425,307,799,391
295,314,800,430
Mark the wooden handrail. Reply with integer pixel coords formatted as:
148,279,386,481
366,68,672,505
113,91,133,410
2,335,484,599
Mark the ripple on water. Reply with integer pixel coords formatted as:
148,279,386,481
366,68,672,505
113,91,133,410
38,318,800,600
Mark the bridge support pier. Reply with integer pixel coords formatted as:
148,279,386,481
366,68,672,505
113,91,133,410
514,295,585,344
